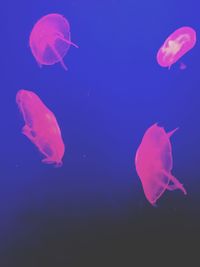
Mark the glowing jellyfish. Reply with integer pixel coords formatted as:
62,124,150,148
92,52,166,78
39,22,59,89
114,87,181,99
29,13,78,70
16,89,65,166
157,26,196,69
135,123,186,206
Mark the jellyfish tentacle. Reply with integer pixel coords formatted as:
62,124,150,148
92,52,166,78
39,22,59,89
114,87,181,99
55,32,79,48
42,158,54,164
166,183,178,191
168,174,187,195
162,170,187,195
22,125,35,141
167,127,179,138
58,35,79,48
48,44,68,71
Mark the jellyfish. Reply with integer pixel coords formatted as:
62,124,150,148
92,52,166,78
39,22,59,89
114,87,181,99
135,123,186,206
16,89,65,166
156,26,196,69
29,13,78,70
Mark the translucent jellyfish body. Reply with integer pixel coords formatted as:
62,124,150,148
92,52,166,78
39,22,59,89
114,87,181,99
135,123,186,206
29,13,78,70
157,26,196,68
16,89,65,166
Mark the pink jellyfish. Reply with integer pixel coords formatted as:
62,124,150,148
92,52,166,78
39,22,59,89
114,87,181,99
135,123,186,206
16,89,65,166
29,13,78,70
156,26,196,69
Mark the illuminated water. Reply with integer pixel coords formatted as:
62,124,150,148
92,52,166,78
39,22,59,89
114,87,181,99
0,0,199,265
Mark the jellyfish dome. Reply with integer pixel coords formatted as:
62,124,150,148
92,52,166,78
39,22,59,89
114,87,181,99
135,123,187,206
156,26,196,69
29,13,78,70
16,89,65,166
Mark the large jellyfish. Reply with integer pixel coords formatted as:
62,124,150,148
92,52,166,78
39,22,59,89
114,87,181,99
135,123,186,206
156,26,196,69
16,89,65,166
29,13,78,70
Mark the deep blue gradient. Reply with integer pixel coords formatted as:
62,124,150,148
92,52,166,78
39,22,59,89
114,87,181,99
0,0,200,265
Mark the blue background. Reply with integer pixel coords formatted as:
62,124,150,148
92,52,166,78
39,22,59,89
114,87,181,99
0,0,199,265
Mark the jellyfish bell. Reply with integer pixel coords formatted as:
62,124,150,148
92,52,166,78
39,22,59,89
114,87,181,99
156,26,196,69
135,123,186,206
29,13,78,70
16,89,65,166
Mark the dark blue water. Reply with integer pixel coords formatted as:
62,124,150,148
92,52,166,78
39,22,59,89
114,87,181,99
0,0,199,266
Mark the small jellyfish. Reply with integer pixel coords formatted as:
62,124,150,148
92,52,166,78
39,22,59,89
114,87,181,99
16,89,65,166
135,123,186,206
29,13,78,70
156,26,196,69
